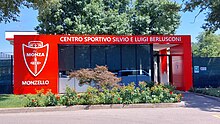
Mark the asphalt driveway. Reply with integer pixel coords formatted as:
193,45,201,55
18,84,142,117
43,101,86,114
0,92,219,124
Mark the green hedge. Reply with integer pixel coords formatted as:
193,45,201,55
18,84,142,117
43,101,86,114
25,82,182,107
191,88,220,98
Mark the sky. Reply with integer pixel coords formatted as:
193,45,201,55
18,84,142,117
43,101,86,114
0,2,218,53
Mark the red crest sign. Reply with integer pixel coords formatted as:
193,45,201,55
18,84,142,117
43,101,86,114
22,41,49,77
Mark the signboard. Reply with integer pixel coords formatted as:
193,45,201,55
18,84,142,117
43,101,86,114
194,66,199,73
59,35,186,44
200,67,207,71
14,36,58,94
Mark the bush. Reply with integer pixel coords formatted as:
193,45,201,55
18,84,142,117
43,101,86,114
139,82,151,103
98,87,113,104
45,90,58,106
150,84,181,103
146,81,155,88
120,83,141,104
69,65,121,90
59,87,77,106
192,87,220,98
26,82,182,107
82,87,100,105
25,89,47,107
163,84,176,92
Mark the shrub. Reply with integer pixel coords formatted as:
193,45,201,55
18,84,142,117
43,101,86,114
139,82,151,103
99,87,113,104
59,87,77,106
26,95,40,107
150,84,182,103
25,89,58,107
112,87,122,104
25,82,182,107
25,94,47,107
69,65,121,89
192,88,220,98
45,90,58,106
163,84,176,92
26,89,45,107
83,87,100,105
120,83,141,104
76,93,87,105
146,81,155,88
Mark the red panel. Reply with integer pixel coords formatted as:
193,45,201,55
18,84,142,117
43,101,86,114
170,44,184,90
160,49,167,74
171,55,183,89
14,35,58,94
9,35,191,44
13,35,189,45
170,38,193,91
182,38,193,91
170,44,183,55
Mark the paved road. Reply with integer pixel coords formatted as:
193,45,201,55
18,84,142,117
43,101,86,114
0,92,220,124
183,92,220,112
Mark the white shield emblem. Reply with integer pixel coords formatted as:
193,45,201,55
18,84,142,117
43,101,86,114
22,41,49,77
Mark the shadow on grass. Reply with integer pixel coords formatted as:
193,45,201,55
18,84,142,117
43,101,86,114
0,94,11,101
182,92,220,112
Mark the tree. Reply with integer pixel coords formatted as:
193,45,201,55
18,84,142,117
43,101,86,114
36,0,181,35
36,0,132,34
192,32,220,57
0,0,48,23
132,0,180,35
183,0,220,32
69,65,121,89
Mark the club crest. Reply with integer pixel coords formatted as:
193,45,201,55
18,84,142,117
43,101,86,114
22,41,49,77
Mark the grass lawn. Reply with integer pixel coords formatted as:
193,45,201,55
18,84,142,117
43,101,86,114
192,88,220,98
0,94,27,108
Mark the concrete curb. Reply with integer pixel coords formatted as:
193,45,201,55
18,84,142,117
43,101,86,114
193,92,220,102
0,102,185,114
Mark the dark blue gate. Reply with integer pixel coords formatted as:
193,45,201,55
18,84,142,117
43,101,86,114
193,57,220,88
0,52,13,94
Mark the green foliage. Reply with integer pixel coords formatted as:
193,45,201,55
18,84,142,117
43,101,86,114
25,94,46,107
24,82,182,107
81,86,100,105
192,88,220,97
150,84,181,103
59,86,77,106
146,81,155,88
69,65,121,90
183,0,220,32
111,87,123,104
45,90,58,106
36,0,180,35
26,89,58,107
0,0,49,23
120,83,140,104
192,32,220,57
133,0,181,34
164,84,176,92
98,87,113,104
